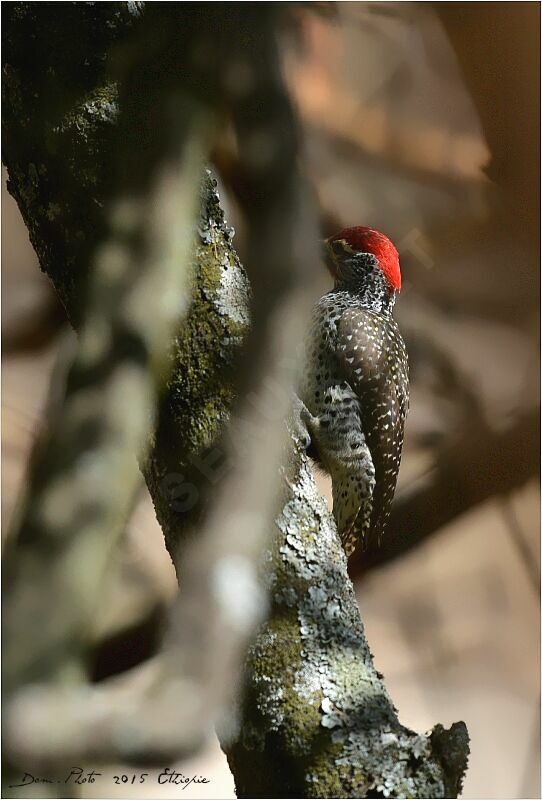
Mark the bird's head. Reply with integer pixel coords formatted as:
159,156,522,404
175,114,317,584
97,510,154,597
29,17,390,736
324,226,401,293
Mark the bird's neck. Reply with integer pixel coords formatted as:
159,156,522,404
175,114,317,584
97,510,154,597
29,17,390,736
336,269,396,316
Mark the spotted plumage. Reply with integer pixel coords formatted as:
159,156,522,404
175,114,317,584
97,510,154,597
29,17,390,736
299,226,409,555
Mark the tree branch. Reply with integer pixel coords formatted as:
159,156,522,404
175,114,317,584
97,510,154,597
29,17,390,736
221,438,469,798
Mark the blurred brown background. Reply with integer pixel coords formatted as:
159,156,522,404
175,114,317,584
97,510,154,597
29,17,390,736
2,3,539,798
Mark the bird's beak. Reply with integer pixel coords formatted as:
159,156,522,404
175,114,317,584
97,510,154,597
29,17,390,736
323,240,338,279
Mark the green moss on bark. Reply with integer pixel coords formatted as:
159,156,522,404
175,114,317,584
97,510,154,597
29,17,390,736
143,175,250,556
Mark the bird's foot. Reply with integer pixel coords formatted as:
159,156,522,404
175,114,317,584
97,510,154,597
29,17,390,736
289,394,313,451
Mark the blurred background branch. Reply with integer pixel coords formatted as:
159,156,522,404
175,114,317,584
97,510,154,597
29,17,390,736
2,0,217,784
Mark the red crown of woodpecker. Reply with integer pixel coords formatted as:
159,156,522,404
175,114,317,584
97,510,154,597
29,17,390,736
327,226,401,291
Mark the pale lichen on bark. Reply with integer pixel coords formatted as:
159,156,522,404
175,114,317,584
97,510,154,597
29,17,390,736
222,442,469,798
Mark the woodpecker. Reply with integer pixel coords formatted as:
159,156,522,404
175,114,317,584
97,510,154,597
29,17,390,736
298,226,408,556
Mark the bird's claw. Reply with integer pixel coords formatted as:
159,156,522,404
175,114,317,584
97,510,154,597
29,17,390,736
289,394,312,451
